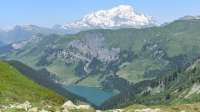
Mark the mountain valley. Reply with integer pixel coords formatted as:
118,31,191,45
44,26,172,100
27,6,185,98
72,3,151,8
0,4,200,112
1,17,200,109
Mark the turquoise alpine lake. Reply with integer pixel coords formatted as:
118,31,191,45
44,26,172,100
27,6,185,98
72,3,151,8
64,85,119,106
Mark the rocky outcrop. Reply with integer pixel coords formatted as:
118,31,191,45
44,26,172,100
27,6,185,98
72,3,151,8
66,33,120,63
0,101,32,111
0,101,53,112
62,100,92,112
134,108,160,112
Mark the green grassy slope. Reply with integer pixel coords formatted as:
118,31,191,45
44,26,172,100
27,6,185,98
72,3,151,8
7,60,88,104
0,60,65,105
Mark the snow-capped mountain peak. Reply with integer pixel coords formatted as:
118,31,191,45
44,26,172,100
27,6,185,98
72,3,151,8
64,5,155,32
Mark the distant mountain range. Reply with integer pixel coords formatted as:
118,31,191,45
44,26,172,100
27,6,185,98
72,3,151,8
1,6,200,45
0,25,68,44
0,5,155,44
2,5,199,45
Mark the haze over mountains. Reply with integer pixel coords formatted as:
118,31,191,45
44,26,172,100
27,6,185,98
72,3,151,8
1,5,199,45
0,25,68,44
0,5,155,44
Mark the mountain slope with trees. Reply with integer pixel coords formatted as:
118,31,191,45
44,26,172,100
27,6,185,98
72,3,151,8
101,58,200,109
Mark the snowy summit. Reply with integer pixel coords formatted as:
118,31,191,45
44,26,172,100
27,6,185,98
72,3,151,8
64,5,155,32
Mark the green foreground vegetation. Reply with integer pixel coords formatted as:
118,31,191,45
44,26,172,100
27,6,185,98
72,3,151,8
0,60,65,111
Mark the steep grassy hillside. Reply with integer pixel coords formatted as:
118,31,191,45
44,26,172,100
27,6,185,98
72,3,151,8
0,60,65,106
7,60,88,104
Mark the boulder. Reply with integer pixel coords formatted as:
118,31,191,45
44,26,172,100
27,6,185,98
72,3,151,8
135,108,160,112
77,105,91,109
62,100,77,112
28,107,38,112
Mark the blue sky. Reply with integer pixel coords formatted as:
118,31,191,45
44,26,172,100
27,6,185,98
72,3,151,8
0,0,200,29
